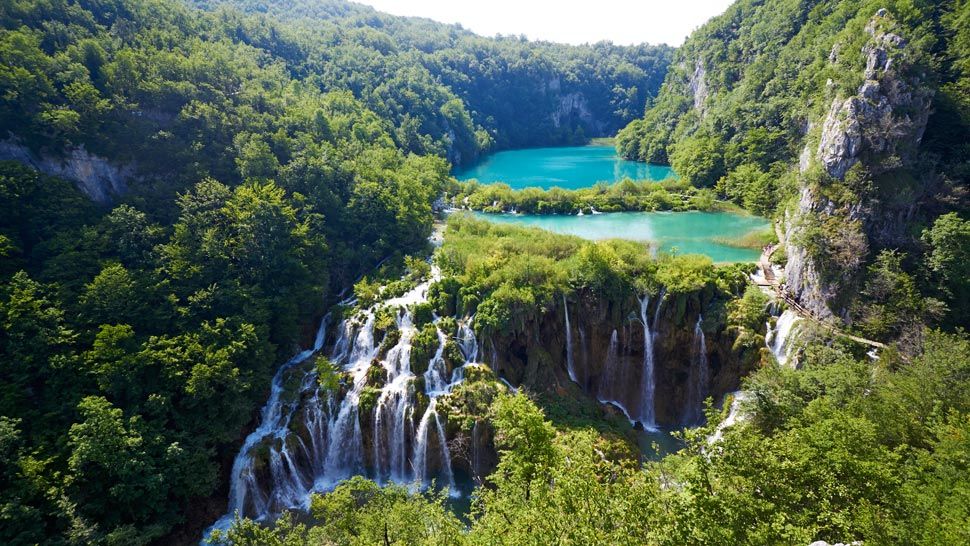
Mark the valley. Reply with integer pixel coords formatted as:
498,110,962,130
0,1,967,545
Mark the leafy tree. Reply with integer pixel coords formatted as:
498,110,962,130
921,213,970,326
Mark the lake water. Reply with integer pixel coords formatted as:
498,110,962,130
473,211,769,263
454,145,675,189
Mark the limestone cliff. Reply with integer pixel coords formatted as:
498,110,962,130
782,11,933,321
0,140,133,204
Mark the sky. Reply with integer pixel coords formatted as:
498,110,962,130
355,0,735,46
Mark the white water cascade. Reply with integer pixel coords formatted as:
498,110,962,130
684,315,709,425
413,399,456,489
766,309,801,367
638,294,658,429
707,391,752,445
215,313,331,532
206,272,485,539
563,294,578,384
597,329,637,424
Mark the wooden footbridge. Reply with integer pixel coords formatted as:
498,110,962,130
754,245,885,350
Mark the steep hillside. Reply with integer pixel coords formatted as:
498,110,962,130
618,0,970,341
192,0,674,156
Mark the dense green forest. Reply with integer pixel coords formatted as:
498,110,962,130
0,0,968,545
190,0,674,154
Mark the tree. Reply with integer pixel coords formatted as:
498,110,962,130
922,213,970,326
669,135,725,187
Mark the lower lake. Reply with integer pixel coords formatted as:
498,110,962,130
472,210,769,263
454,145,675,189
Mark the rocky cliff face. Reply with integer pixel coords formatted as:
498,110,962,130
550,92,602,133
487,288,747,427
0,140,133,204
688,58,708,112
782,11,933,321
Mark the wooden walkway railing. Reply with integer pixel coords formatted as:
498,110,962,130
755,245,885,350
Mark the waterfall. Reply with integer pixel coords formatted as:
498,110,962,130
766,309,801,367
215,314,330,532
597,329,636,424
457,317,478,364
652,288,666,331
413,400,456,490
470,420,483,479
424,328,451,394
638,294,658,429
206,271,483,539
563,294,578,384
707,391,752,445
684,315,709,426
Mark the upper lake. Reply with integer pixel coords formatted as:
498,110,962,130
454,145,675,190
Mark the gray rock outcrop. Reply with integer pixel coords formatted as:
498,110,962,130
782,10,933,321
0,139,133,204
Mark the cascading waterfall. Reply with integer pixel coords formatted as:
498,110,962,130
563,294,578,384
424,328,451,394
413,399,456,490
207,271,484,539
470,420,483,480
766,309,801,367
707,391,751,445
638,294,658,429
597,329,636,424
216,314,330,529
684,315,709,425
457,317,478,365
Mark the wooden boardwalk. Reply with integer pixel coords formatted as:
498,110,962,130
755,245,885,350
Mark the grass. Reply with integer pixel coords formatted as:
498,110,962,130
588,137,616,146
712,227,776,249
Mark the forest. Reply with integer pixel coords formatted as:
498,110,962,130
0,0,968,545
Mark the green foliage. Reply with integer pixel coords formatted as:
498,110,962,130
409,323,440,375
728,285,770,354
410,302,435,328
669,134,725,187
852,250,940,345
921,213,970,326
448,177,727,215
316,356,341,392
438,215,732,338
716,163,777,215
488,393,558,488
357,386,381,415
654,254,715,294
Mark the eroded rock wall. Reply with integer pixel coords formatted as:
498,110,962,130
782,11,933,321
0,139,133,204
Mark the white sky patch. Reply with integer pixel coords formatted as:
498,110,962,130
354,0,735,46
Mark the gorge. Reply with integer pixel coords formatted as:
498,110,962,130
0,0,967,545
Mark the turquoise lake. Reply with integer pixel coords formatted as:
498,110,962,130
454,145,675,189
472,211,769,263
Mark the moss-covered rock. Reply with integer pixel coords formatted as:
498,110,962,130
442,340,464,368
377,328,401,359
410,302,435,327
409,323,440,374
358,386,381,415
373,305,398,337
366,363,387,387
